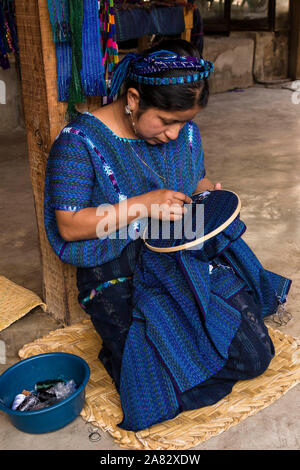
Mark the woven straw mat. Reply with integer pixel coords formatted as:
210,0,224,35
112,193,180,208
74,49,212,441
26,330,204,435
18,318,300,450
0,275,46,332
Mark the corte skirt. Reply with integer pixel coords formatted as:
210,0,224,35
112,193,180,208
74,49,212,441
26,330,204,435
76,241,275,411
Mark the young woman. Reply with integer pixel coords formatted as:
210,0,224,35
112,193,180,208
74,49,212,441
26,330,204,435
44,39,291,431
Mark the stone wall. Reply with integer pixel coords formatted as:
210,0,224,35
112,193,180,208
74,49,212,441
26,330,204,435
0,31,290,133
204,31,290,93
231,31,290,82
203,35,255,94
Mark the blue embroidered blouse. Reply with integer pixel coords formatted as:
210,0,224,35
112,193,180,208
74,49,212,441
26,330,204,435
44,111,206,267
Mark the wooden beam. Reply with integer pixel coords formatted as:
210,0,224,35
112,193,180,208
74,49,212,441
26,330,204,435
14,0,95,324
289,0,300,79
138,35,151,53
181,6,194,43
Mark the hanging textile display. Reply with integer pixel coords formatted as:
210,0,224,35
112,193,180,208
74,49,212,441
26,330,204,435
47,0,112,119
114,4,185,43
0,0,19,76
47,0,72,102
82,0,107,97
99,0,119,105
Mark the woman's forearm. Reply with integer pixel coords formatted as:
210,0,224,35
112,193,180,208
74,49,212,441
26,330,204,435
57,181,217,242
56,194,147,242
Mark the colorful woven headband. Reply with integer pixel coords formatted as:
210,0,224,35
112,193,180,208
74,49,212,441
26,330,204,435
109,50,214,97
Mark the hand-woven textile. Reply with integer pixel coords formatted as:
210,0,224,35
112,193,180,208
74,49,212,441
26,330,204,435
117,223,291,431
47,0,107,103
67,0,84,120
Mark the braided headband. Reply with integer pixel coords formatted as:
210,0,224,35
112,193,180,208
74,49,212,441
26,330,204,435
109,50,214,97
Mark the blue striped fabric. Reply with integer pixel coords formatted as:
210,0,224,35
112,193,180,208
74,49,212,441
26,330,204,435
44,112,205,267
117,229,291,431
44,111,292,432
210,262,246,299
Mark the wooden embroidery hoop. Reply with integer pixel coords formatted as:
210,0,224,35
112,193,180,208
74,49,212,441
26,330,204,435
142,190,241,253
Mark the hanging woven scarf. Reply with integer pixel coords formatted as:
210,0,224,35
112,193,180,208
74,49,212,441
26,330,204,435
67,0,84,121
81,0,106,97
47,0,70,43
47,0,108,118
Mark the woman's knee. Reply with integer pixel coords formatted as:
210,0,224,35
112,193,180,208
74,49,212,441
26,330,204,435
234,323,275,379
247,343,275,379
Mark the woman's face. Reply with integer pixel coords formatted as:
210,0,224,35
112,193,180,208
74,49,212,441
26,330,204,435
135,105,203,145
126,88,203,145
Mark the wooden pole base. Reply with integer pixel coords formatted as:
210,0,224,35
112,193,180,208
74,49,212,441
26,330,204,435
14,0,98,324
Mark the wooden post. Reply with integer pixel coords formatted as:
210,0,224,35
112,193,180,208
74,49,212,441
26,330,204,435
289,0,300,79
14,0,98,324
181,6,194,43
138,35,151,53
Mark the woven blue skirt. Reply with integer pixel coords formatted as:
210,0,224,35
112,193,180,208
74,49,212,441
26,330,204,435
76,239,275,410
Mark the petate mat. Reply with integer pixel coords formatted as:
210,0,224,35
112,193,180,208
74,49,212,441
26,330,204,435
18,318,300,450
0,275,46,333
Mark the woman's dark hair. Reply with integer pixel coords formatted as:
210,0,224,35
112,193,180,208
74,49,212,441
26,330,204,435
120,38,210,112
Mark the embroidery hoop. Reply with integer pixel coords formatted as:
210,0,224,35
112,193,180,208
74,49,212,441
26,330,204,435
142,189,241,253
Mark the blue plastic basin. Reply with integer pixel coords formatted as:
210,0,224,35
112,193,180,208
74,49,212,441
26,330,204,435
0,352,90,434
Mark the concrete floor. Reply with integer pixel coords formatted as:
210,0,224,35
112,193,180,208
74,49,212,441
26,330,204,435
0,85,299,450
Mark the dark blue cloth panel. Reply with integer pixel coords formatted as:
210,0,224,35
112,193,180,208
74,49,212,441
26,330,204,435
114,6,185,42
179,288,275,411
76,249,275,399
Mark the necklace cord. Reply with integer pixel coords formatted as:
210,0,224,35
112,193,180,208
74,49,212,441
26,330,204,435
128,140,167,182
125,103,167,182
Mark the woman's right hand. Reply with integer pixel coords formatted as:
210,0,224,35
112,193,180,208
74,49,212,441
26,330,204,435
140,189,193,221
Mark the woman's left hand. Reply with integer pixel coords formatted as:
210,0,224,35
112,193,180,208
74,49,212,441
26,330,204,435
213,182,222,190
